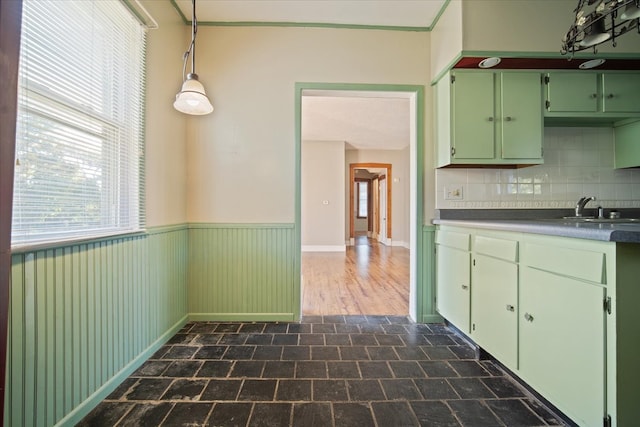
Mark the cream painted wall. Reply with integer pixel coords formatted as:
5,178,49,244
301,140,346,249
142,0,188,227
430,0,463,80
461,0,640,54
346,149,410,247
184,26,432,223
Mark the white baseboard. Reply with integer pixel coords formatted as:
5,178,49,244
302,245,346,252
392,240,410,249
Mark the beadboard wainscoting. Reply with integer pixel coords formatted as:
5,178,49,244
187,224,297,322
419,226,439,324
5,226,189,427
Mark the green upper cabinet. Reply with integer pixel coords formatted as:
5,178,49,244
614,120,640,168
545,72,640,123
603,74,640,113
436,70,543,167
451,72,495,160
545,72,599,113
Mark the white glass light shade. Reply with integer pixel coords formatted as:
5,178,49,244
580,17,611,47
621,2,640,20
173,74,213,115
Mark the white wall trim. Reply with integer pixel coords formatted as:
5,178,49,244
302,245,346,252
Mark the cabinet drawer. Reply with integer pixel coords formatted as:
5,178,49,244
474,235,518,262
436,230,470,251
522,242,605,284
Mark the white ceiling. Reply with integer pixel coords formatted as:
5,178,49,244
175,0,447,29
302,95,410,150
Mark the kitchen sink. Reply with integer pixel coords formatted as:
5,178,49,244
583,218,640,224
556,217,640,224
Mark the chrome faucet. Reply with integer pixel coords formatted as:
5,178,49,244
575,196,596,217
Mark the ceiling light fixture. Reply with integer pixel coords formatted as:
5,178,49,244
561,0,639,56
174,0,213,115
579,58,607,68
478,57,502,68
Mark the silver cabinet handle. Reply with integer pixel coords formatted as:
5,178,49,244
461,285,469,290
506,304,515,312
590,93,597,99
607,94,615,99
488,117,494,122
505,116,513,122
524,313,534,322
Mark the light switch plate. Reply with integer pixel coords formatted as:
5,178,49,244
445,186,464,200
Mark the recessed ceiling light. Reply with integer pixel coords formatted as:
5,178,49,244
478,57,501,68
579,58,606,69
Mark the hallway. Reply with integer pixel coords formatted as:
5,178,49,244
302,236,410,316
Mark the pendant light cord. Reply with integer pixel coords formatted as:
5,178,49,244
181,0,198,80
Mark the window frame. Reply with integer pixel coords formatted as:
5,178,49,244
11,0,147,249
356,179,370,219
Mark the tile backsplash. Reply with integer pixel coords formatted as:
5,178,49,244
436,127,640,209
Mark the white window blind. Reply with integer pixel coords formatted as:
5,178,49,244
358,181,368,218
12,0,146,246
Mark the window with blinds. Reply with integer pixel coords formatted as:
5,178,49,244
12,0,146,246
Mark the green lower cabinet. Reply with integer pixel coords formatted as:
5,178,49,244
470,254,518,371
519,267,606,427
436,244,471,333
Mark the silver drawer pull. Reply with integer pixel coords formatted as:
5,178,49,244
506,304,515,312
461,285,469,290
524,313,534,322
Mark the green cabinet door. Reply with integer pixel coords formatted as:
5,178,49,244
471,254,518,370
546,73,599,113
500,73,543,160
436,245,471,333
452,72,495,159
614,120,640,168
603,73,640,113
519,267,605,427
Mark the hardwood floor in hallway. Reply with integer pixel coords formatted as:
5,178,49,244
302,236,409,316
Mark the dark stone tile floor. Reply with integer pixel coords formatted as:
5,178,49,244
78,315,567,426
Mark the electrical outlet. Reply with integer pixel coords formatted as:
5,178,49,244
445,186,464,200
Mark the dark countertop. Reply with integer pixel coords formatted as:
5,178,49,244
433,209,640,243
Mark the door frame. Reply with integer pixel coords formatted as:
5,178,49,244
349,162,392,244
294,82,425,321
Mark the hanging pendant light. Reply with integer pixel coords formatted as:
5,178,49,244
580,15,611,47
174,0,213,115
620,1,640,20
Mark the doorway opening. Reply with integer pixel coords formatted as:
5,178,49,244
349,162,392,246
295,84,425,321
